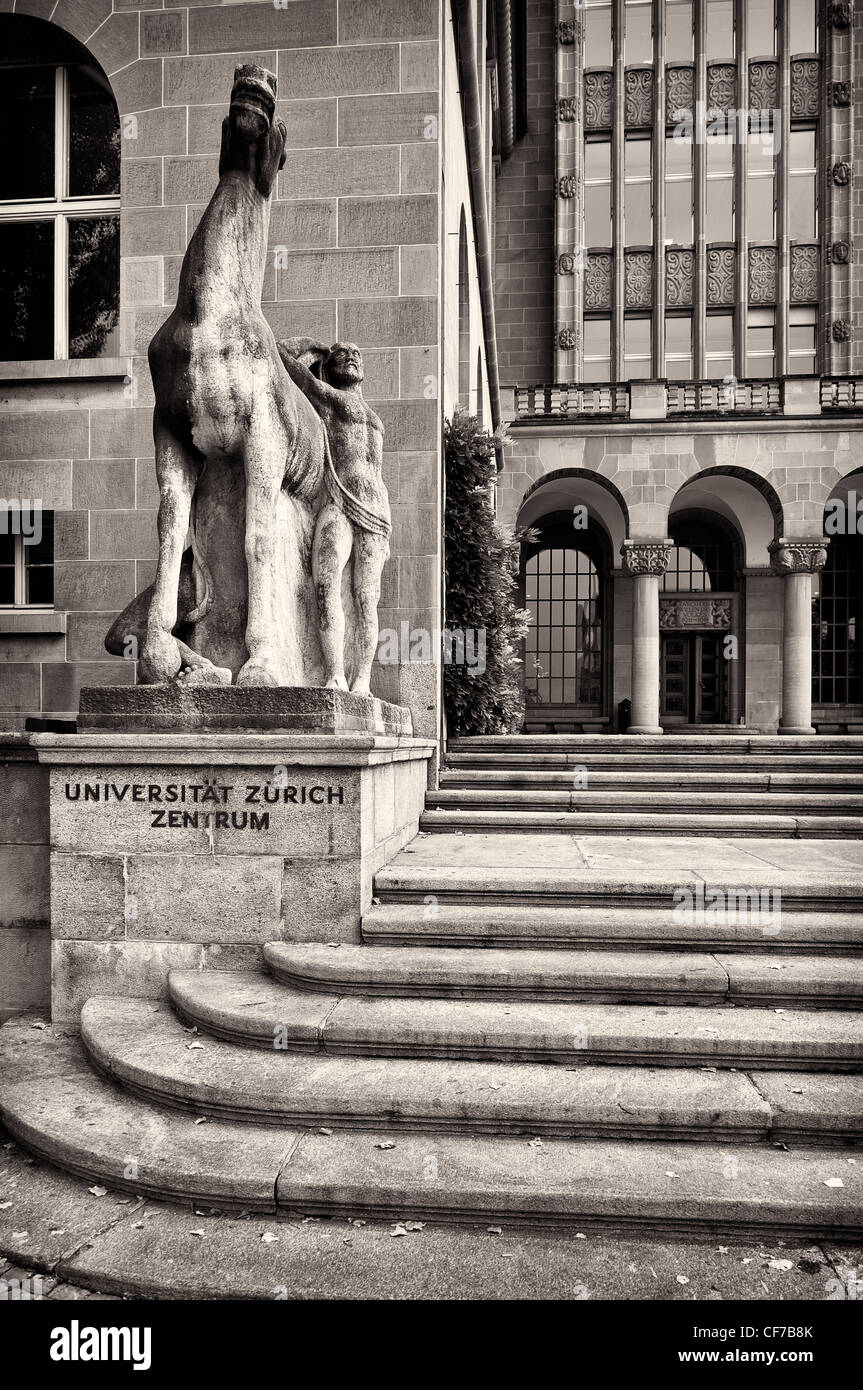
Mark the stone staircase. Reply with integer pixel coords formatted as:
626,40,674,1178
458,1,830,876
2,735,863,1242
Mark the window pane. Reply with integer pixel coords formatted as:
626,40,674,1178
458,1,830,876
789,325,815,354
665,178,692,242
625,182,652,242
789,173,816,239
746,176,774,239
26,564,53,605
584,140,611,181
585,4,613,66
790,0,816,53
0,66,54,200
69,66,121,197
747,0,775,54
585,183,611,245
583,318,611,381
625,2,652,61
624,316,651,373
705,177,733,239
706,313,733,356
706,0,734,60
24,510,53,605
789,130,815,171
0,221,54,360
665,1,693,61
625,138,651,180
666,315,691,355
69,215,120,359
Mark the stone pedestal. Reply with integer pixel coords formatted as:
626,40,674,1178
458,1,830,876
769,539,829,736
34,709,434,1021
621,541,672,735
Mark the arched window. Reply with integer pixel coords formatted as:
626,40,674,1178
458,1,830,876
0,16,120,361
662,518,737,592
812,533,863,708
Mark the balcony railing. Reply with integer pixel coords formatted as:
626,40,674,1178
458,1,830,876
512,377,863,423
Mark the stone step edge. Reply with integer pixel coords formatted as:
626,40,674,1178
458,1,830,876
171,972,863,1070
79,1001,863,1147
419,812,863,837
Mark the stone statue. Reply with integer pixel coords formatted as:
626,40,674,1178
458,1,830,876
108,64,337,689
277,339,391,693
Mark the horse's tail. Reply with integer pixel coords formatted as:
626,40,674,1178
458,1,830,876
184,462,213,625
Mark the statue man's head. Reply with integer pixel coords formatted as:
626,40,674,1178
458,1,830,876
324,342,364,389
220,65,286,196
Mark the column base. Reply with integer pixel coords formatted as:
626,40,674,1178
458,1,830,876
778,725,817,735
627,725,664,735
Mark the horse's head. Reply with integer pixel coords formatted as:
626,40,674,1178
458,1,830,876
220,64,286,197
324,342,365,389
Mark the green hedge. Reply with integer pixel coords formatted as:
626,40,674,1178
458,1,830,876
443,408,530,736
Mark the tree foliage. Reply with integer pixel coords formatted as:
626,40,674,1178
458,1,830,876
444,408,530,735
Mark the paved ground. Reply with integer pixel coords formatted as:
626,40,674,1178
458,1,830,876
2,1126,860,1301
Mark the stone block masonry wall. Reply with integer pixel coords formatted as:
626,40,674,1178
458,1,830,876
0,0,443,736
0,736,50,1021
493,0,555,387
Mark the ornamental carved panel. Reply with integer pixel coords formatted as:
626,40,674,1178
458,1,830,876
584,70,613,129
830,2,852,27
833,318,852,342
625,68,654,127
666,248,694,307
707,63,737,112
749,60,778,113
707,247,736,306
828,241,851,264
584,253,613,309
558,327,577,351
790,244,819,303
556,19,576,44
557,174,577,198
748,245,778,304
557,97,577,122
830,81,852,107
624,250,653,308
660,598,732,630
833,160,852,185
666,67,694,124
791,59,820,118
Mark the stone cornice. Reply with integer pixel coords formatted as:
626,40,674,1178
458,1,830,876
621,540,673,576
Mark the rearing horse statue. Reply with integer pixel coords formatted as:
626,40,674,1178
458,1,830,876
136,64,328,687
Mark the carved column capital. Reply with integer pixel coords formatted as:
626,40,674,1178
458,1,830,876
768,539,830,575
621,540,673,577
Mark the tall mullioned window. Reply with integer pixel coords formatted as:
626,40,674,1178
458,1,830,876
0,20,121,361
579,0,821,382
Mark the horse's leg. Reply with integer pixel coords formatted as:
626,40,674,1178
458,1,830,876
237,421,285,687
140,424,200,684
312,502,353,690
349,530,389,695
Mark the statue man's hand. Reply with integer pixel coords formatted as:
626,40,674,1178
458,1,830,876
278,337,328,362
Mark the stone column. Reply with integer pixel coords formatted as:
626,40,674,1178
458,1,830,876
621,541,673,735
768,539,829,735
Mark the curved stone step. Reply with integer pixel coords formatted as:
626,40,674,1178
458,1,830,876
81,996,780,1141
0,1021,296,1211
264,943,863,1009
171,968,863,1070
80,998,863,1145
362,902,863,952
419,809,863,837
275,1129,863,1239
264,944,730,1003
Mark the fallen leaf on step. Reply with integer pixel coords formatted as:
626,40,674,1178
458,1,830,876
88,1186,107,1197
319,1127,333,1136
768,964,782,971
824,1178,844,1188
189,1229,205,1238
528,1137,544,1148
260,1232,279,1244
774,1009,786,1014
194,1117,208,1125
717,1247,728,1255
187,1042,204,1051
665,1171,678,1178
0,1201,12,1209
182,1025,198,1034
30,1022,46,1030
405,1221,425,1231
11,1232,28,1240
487,1226,502,1235
390,1224,408,1237
575,1233,587,1240
326,942,341,948
741,1257,752,1264
768,1259,793,1271
676,1276,689,1285
132,1222,145,1230
700,1067,717,1073
790,1088,804,1095
49,1229,65,1236
375,1140,396,1150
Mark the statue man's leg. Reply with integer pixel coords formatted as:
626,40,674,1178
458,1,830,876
140,424,200,684
350,530,389,695
312,502,353,690
237,424,286,688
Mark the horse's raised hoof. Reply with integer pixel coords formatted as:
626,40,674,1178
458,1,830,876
236,660,281,688
177,662,233,687
325,674,350,691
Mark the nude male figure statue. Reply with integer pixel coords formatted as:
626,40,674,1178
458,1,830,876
277,339,392,694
